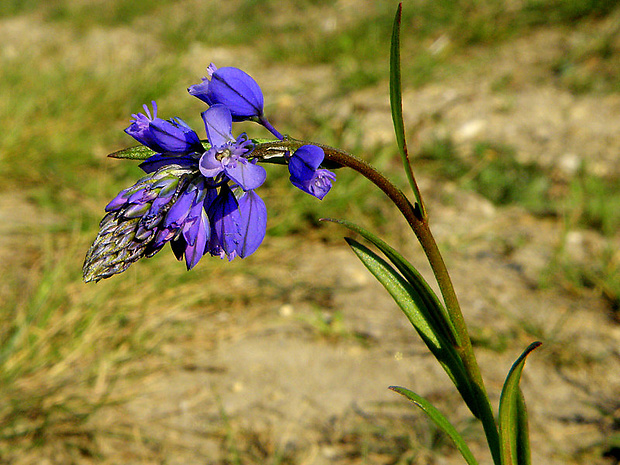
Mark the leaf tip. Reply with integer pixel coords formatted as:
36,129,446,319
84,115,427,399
526,341,543,354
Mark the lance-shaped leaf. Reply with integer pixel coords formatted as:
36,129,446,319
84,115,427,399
108,141,213,161
346,238,481,418
499,341,541,465
390,386,478,465
327,218,457,345
390,3,425,216
108,144,157,160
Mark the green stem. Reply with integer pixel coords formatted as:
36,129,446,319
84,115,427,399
253,138,501,465
413,222,501,465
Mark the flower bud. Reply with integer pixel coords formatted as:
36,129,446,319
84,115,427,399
188,64,264,122
288,145,336,200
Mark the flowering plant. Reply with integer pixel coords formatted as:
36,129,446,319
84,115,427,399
84,4,539,464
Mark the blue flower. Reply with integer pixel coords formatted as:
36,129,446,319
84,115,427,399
207,183,241,260
189,64,285,140
288,145,336,200
206,185,267,261
125,101,203,154
188,64,264,122
237,189,267,258
199,104,267,191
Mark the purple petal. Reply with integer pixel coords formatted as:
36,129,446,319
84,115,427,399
224,159,267,191
124,102,159,149
288,145,335,200
184,209,209,270
187,77,212,105
198,149,224,178
183,198,207,246
288,159,315,183
203,186,219,211
146,192,174,219
127,188,157,204
209,67,264,121
153,227,176,248
202,105,233,148
149,118,202,153
105,187,131,211
206,63,218,77
236,190,267,258
208,184,240,256
290,169,336,200
290,145,325,177
164,189,196,228
139,154,197,173
143,101,157,119
311,169,336,199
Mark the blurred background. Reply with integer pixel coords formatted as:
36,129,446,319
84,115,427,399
1,0,619,464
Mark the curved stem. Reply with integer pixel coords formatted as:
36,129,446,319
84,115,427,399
254,138,501,464
258,116,285,141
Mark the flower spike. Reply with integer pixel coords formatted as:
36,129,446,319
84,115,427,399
83,165,209,282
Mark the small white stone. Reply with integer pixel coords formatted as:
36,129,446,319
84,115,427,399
279,304,294,317
558,153,581,176
455,119,486,141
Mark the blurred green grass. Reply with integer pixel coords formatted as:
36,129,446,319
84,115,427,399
1,0,619,462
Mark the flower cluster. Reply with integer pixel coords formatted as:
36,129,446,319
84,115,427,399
83,64,336,282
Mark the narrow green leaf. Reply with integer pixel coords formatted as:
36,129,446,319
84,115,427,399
389,3,425,215
347,238,440,348
390,3,405,159
326,218,457,345
108,145,157,160
390,386,479,465
346,238,481,418
515,390,531,465
499,342,542,465
108,140,214,161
